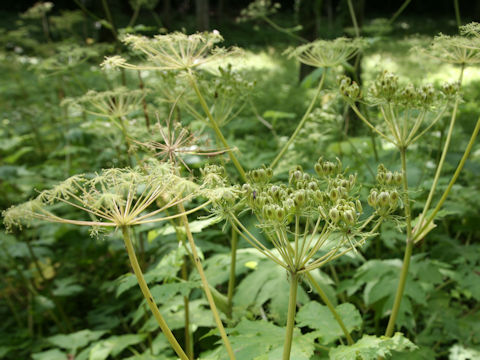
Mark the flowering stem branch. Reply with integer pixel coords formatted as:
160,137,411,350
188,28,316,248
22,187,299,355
121,226,189,360
415,65,464,238
177,203,236,360
305,272,354,345
271,68,327,169
385,146,412,337
188,72,246,181
227,227,238,319
282,272,299,360
347,0,360,37
414,117,480,243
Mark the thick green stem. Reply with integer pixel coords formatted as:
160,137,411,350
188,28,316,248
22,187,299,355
415,65,464,239
388,0,412,25
271,69,327,169
178,203,236,360
347,0,360,37
101,0,118,39
227,227,238,319
128,4,141,27
384,147,412,337
454,0,461,30
414,117,480,243
181,256,193,359
121,227,189,360
305,272,354,345
261,16,307,43
283,272,299,360
189,72,246,181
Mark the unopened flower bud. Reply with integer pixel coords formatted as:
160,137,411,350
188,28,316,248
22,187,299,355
393,171,403,185
329,188,339,202
368,190,378,207
329,208,340,223
343,210,355,225
389,190,399,208
276,207,285,221
378,191,389,207
356,200,363,213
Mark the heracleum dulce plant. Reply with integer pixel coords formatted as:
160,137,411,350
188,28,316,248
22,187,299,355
337,22,480,338
203,160,402,360
2,161,214,360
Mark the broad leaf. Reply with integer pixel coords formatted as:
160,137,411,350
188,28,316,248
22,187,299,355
329,332,417,360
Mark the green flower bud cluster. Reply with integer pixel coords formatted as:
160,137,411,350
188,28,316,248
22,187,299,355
369,71,450,108
338,75,362,102
201,164,229,187
441,81,459,97
375,164,403,186
370,70,398,102
241,160,362,230
247,166,273,185
368,165,403,216
329,199,362,227
314,157,342,177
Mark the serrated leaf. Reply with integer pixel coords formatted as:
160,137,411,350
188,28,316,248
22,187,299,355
47,329,106,352
116,247,187,297
89,334,146,360
52,277,84,297
296,301,362,344
234,259,308,324
329,332,417,360
203,320,315,360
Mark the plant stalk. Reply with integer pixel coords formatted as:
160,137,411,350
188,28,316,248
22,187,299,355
347,0,360,37
271,69,327,169
414,117,480,242
384,147,412,337
188,72,246,181
227,227,238,319
177,203,236,359
121,226,189,360
282,272,299,360
415,65,464,239
305,272,354,345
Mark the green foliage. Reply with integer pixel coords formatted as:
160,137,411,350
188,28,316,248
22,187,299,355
329,333,417,359
205,320,316,360
296,301,362,344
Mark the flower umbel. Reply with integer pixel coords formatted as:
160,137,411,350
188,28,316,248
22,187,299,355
102,31,226,72
285,37,364,68
3,161,206,231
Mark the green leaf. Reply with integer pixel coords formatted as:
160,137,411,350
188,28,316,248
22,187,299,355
32,349,67,360
116,247,187,297
48,329,106,352
296,301,362,344
203,320,316,360
149,281,198,304
329,333,417,360
52,277,84,297
263,110,296,120
234,259,308,324
89,334,146,360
